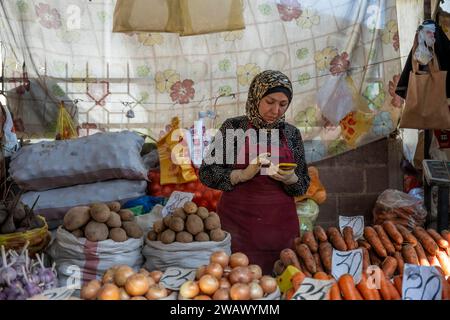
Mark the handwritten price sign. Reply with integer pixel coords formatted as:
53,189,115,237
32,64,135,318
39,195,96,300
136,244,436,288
291,278,334,300
331,249,363,284
339,215,364,240
159,267,196,291
161,191,194,217
402,264,442,300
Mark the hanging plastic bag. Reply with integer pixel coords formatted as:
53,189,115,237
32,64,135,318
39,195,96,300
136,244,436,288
56,101,77,140
157,117,197,185
296,199,320,234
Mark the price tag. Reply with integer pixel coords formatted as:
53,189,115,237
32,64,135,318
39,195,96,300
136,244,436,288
331,249,363,284
402,264,442,300
339,215,364,240
161,191,194,217
291,278,334,300
28,287,75,300
159,267,197,291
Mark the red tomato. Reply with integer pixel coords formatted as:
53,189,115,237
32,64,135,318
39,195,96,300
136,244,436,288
193,191,203,200
198,200,209,209
210,200,219,211
185,182,197,192
149,184,161,195
161,185,175,197
176,184,186,192
202,190,213,203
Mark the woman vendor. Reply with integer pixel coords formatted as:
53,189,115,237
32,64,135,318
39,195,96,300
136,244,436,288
199,70,310,274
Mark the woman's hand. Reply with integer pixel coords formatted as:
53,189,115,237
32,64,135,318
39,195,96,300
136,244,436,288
230,153,271,185
268,164,299,185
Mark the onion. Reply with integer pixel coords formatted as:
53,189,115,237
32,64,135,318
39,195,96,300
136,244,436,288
102,269,115,284
196,265,207,280
229,252,249,268
145,284,169,300
125,273,150,296
139,268,150,276
210,251,229,268
206,263,223,279
119,288,130,300
230,283,250,300
80,279,102,300
213,288,230,300
229,267,252,284
260,276,277,294
249,282,264,299
223,266,232,278
194,295,212,300
179,281,200,299
97,283,120,300
149,270,163,283
248,265,262,280
114,266,135,287
146,276,156,287
219,277,231,289
199,274,219,295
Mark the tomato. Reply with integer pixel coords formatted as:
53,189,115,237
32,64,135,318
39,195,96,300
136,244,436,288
185,182,197,192
161,185,175,197
176,184,186,192
210,200,219,211
198,200,209,209
202,190,213,203
149,184,161,195
194,191,203,200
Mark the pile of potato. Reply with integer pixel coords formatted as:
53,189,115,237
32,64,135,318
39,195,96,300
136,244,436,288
81,266,173,300
148,201,226,244
63,202,143,242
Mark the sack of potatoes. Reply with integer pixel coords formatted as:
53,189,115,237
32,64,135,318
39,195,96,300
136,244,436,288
80,266,175,300
147,201,226,244
62,202,143,242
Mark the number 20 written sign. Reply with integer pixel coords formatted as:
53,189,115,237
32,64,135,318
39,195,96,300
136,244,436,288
159,267,196,291
291,278,335,300
331,249,363,284
161,191,194,217
402,264,442,300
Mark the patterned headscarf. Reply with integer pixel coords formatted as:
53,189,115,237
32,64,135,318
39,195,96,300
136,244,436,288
245,70,293,129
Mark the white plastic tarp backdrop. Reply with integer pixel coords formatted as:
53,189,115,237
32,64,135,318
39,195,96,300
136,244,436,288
0,0,402,163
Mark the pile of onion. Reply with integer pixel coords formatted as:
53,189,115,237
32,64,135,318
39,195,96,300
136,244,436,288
80,266,170,300
178,251,278,300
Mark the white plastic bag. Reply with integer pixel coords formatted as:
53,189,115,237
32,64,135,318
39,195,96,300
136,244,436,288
1,103,19,157
135,204,164,233
296,199,320,233
142,232,232,271
47,227,144,287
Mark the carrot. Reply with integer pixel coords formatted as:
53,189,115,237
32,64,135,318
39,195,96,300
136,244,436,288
356,273,381,300
385,277,401,300
382,221,403,245
393,243,402,251
374,225,396,256
393,252,405,275
378,272,392,300
436,249,450,276
441,274,450,300
357,239,371,250
427,254,442,268
369,249,382,266
327,227,347,251
381,256,398,279
301,231,319,253
285,287,295,300
427,229,449,249
291,271,306,291
362,248,370,272
295,243,317,274
319,241,333,273
364,227,387,258
413,227,439,255
343,226,357,250
338,274,363,300
393,275,403,297
414,242,430,266
313,271,329,280
434,266,446,277
280,248,301,270
329,279,342,300
313,253,324,273
298,259,312,278
441,230,450,244
402,244,419,265
313,226,328,242
396,225,418,246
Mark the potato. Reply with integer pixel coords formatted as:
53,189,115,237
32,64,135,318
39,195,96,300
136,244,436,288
210,229,226,242
63,206,91,231
209,211,219,218
185,214,204,236
176,231,193,243
106,212,122,228
122,221,144,239
107,201,121,212
195,232,210,242
183,201,198,215
71,229,84,238
90,203,111,223
157,233,162,241
84,221,109,242
153,220,166,233
172,208,186,220
118,209,135,222
160,229,176,244
196,207,209,220
204,216,221,231
169,217,185,232
147,230,157,241
109,228,128,242
163,216,172,228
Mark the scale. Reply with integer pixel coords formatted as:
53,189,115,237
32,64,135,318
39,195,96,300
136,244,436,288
422,160,450,232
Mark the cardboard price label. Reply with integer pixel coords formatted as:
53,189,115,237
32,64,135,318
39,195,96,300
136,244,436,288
339,215,364,240
331,249,363,284
402,264,442,300
161,191,194,217
159,267,196,291
291,278,334,300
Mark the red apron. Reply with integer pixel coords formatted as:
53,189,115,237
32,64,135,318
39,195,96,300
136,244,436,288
217,124,299,274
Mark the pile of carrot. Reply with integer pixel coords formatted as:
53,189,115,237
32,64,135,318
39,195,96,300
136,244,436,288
276,222,450,300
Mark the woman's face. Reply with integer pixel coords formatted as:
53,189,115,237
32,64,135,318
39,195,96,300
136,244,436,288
258,92,289,124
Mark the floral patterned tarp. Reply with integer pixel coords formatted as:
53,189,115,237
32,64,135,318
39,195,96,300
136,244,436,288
0,0,403,163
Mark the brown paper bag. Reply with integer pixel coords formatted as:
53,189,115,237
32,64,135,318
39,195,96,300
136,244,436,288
399,38,450,130
113,0,245,36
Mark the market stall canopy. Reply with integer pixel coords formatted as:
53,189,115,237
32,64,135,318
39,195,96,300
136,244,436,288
112,0,245,36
